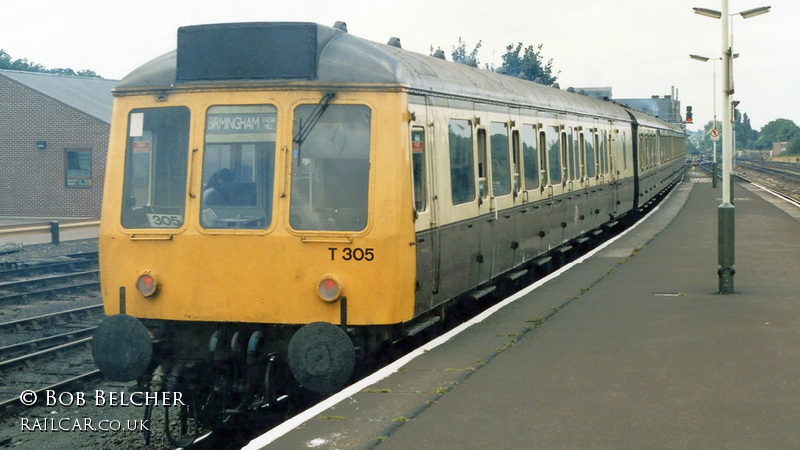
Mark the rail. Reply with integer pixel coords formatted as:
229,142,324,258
0,303,103,332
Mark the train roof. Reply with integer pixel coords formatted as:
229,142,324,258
116,22,680,130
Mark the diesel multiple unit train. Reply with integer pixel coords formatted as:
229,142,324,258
93,21,685,434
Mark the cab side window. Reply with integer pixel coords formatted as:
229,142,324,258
411,127,427,212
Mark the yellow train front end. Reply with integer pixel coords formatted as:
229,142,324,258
92,23,419,406
100,89,414,326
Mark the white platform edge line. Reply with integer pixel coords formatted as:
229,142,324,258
746,181,800,209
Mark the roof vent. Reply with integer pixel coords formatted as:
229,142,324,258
333,21,348,33
432,49,446,60
387,37,401,48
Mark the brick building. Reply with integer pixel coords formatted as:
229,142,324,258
772,141,789,156
0,70,116,218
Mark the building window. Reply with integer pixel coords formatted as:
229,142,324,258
65,149,92,188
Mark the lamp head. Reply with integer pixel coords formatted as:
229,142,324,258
693,7,723,18
739,6,771,19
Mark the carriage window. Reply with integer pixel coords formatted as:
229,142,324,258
200,105,277,229
561,131,570,182
121,107,190,229
512,130,521,193
578,133,586,179
622,131,627,171
586,132,596,178
449,119,476,205
411,127,427,213
547,126,561,185
490,122,511,196
521,125,539,190
599,131,608,174
477,128,488,199
290,104,371,231
539,130,548,187
570,129,581,180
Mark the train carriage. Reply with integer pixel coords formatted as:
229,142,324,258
93,21,685,433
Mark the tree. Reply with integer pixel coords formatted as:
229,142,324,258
755,118,800,149
735,112,759,150
687,129,705,155
698,120,723,156
0,48,100,78
500,43,558,86
449,38,482,65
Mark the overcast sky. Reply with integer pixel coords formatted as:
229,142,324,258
1,0,793,131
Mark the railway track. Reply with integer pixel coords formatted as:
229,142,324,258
0,304,105,412
0,304,103,359
0,248,104,414
0,251,100,307
0,251,98,277
0,335,100,412
738,160,800,182
0,270,100,306
697,160,800,203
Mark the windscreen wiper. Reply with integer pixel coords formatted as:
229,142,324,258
293,92,336,163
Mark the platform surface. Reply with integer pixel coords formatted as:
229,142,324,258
251,173,800,449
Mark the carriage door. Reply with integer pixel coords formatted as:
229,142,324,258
410,98,440,311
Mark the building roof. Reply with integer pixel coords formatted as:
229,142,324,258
0,70,117,123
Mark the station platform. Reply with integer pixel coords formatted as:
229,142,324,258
247,171,800,449
0,217,98,246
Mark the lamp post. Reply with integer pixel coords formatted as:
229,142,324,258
693,2,770,294
690,53,738,188
689,54,719,187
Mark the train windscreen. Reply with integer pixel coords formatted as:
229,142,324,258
199,105,277,230
121,107,190,229
289,104,371,232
